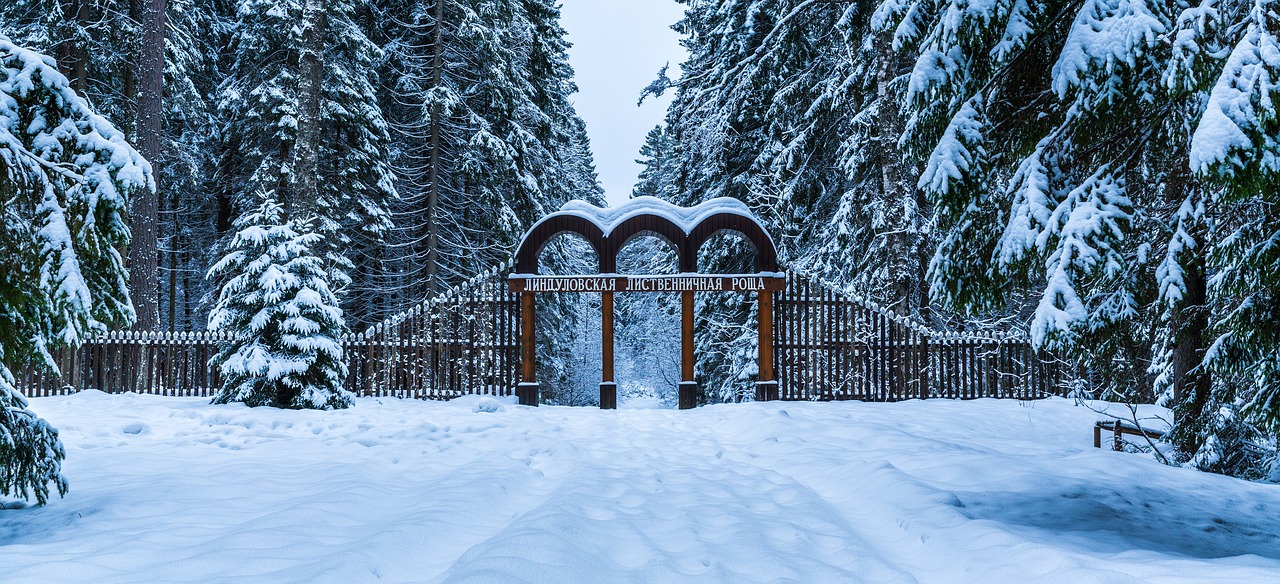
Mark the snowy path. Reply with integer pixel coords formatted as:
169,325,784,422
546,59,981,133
2,393,1278,583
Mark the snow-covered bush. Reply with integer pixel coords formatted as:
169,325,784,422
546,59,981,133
1,37,151,503
207,195,352,410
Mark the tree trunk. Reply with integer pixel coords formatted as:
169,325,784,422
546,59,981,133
874,29,914,314
1164,161,1211,457
56,1,90,98
1171,261,1208,401
425,0,446,295
129,0,165,330
293,0,329,217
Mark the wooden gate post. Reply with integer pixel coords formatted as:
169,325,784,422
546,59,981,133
517,291,539,406
756,290,778,401
600,291,617,409
679,289,697,409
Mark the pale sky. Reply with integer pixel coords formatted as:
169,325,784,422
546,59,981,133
559,0,688,207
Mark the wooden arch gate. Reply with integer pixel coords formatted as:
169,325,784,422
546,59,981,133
509,197,785,409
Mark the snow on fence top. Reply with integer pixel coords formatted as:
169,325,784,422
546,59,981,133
789,269,1022,343
357,258,515,339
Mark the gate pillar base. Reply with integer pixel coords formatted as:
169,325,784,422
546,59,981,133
599,382,617,410
517,382,540,407
755,381,779,402
678,381,698,410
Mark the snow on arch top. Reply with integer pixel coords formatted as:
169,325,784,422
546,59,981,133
555,196,756,234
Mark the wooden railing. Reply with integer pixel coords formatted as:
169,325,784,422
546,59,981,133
775,271,1068,401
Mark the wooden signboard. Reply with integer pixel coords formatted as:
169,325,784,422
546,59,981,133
509,275,786,293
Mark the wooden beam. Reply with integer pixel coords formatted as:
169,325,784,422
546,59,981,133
601,291,616,409
756,290,778,401
517,291,538,406
680,290,697,409
509,275,786,293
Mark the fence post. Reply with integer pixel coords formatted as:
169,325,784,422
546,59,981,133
919,333,930,399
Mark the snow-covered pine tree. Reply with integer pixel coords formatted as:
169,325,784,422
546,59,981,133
791,1,935,318
871,0,1213,403
317,0,397,328
1,38,151,502
2,0,237,332
0,0,138,128
154,0,231,332
2,0,170,330
377,0,599,292
867,0,1280,473
653,0,900,400
207,195,352,410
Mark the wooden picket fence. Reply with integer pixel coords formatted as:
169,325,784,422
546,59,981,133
10,329,233,398
11,263,1067,402
774,271,1067,401
346,262,520,399
12,263,521,399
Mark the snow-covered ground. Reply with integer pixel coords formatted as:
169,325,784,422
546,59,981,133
3,393,1278,583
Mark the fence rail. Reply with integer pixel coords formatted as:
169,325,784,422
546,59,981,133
11,263,1068,402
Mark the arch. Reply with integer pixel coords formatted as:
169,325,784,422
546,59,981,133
608,213,690,273
514,214,607,274
687,213,780,273
616,234,680,276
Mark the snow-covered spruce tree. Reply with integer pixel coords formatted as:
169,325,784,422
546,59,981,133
207,195,352,410
0,0,138,129
871,0,1211,401
216,0,396,328
317,1,397,328
1,38,151,503
652,1,917,400
376,0,600,294
870,0,1280,472
154,0,232,331
633,124,678,200
1183,0,1280,478
2,0,238,331
375,0,599,400
651,1,940,319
